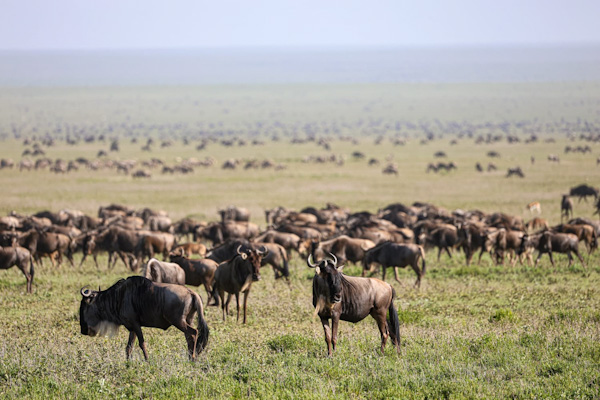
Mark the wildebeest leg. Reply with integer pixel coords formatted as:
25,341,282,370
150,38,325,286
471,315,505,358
220,290,230,321
381,265,387,282
92,253,99,269
320,317,333,357
393,266,404,285
566,252,574,268
172,319,199,361
575,248,587,268
445,247,452,259
477,248,486,264
126,331,136,360
371,309,389,354
409,264,420,288
78,253,88,268
235,293,241,322
133,327,149,361
437,248,442,261
535,252,543,267
66,252,75,268
547,252,556,268
242,289,251,324
331,315,340,354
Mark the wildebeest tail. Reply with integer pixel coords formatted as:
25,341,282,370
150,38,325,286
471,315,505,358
193,294,210,353
387,288,401,350
418,245,426,277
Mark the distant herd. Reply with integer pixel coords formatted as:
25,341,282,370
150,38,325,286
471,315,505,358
1,184,599,359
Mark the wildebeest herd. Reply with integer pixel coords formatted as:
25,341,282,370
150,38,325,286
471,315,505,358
1,186,599,359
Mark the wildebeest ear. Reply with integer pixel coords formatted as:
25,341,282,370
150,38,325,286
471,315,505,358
240,253,247,260
335,264,344,272
315,266,321,275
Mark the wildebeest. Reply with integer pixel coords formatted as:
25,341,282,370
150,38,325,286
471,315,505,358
301,235,375,265
253,230,301,255
569,184,599,202
142,258,185,285
552,223,598,254
171,242,206,258
79,276,209,361
362,242,426,288
218,206,250,223
0,246,34,293
561,195,573,221
506,167,525,178
522,231,586,268
308,253,400,356
213,245,267,323
169,253,219,305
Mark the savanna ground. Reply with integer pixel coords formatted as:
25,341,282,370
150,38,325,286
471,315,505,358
1,83,600,399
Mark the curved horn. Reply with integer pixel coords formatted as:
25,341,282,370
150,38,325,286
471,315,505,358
257,245,268,255
328,252,338,266
80,287,92,297
236,245,243,255
307,254,318,268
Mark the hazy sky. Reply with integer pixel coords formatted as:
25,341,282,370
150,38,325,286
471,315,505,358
2,0,600,50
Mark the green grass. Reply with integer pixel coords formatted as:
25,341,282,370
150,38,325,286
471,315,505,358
1,82,600,398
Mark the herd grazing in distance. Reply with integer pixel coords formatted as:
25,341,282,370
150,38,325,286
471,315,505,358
2,125,600,359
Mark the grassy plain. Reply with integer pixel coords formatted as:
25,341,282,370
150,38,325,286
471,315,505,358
0,83,600,399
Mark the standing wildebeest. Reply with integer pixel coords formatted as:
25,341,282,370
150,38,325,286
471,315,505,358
213,245,267,324
207,239,289,280
253,230,301,255
569,184,599,202
457,223,491,265
362,242,426,288
169,253,219,306
17,229,74,268
142,258,185,285
552,223,598,254
301,235,375,265
218,206,250,223
424,224,463,261
308,253,400,356
561,195,573,221
79,276,209,361
171,242,206,258
0,246,34,293
522,231,586,268
506,167,525,178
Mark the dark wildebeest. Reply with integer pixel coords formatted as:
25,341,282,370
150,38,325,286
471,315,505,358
552,224,598,254
362,242,426,288
424,224,463,261
569,184,599,203
169,253,219,305
506,167,525,178
79,276,209,361
92,226,141,270
207,239,290,280
0,246,34,293
522,231,586,268
308,253,400,356
457,223,491,265
218,206,250,223
491,228,529,266
561,195,574,221
142,258,185,285
213,245,267,324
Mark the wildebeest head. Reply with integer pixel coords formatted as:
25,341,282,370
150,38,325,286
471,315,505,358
308,253,343,304
79,287,101,336
79,287,119,338
237,245,267,282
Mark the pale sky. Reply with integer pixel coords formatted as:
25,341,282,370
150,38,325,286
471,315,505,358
1,0,600,50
